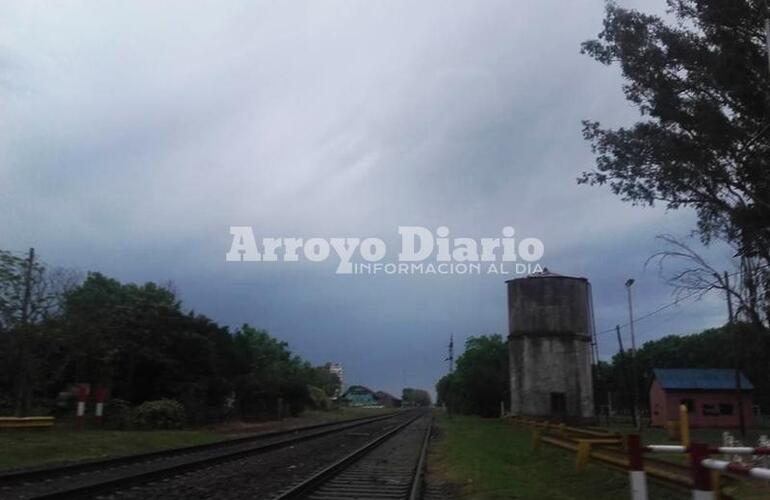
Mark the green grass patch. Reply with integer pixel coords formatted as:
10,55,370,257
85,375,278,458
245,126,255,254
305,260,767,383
0,407,396,471
0,429,226,471
432,414,687,500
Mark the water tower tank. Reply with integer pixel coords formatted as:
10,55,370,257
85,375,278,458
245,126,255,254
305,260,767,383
506,270,595,420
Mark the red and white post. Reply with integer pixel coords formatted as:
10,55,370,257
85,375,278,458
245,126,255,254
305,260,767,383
690,442,715,500
75,384,90,430
627,434,649,500
700,459,770,483
94,388,108,426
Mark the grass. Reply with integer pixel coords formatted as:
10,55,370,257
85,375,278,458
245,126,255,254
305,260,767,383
0,428,226,470
601,423,770,499
0,406,395,471
431,413,688,500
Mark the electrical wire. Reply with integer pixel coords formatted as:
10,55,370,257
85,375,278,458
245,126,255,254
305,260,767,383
594,265,768,337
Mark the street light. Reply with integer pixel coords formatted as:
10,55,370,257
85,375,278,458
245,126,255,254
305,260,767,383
625,279,636,351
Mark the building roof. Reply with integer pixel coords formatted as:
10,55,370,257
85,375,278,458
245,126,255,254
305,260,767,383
505,268,587,283
375,391,401,401
653,368,753,391
342,385,376,397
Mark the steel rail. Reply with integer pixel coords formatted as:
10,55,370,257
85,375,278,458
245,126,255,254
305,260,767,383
407,415,433,500
274,411,429,500
12,412,410,499
0,411,400,486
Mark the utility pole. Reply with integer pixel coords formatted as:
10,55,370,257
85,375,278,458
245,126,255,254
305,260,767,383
625,279,637,352
625,279,641,430
445,334,455,418
20,248,34,326
16,248,35,417
724,271,746,437
616,324,638,429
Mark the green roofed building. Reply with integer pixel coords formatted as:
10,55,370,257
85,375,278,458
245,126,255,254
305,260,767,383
340,385,380,407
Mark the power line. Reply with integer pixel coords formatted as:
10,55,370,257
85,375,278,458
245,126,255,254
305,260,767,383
596,286,705,336
594,266,766,337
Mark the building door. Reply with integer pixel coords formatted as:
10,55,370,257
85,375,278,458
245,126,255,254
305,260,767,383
550,392,566,418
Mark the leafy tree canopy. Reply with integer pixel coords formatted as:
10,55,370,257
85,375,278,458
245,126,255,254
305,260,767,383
580,0,770,263
436,334,508,417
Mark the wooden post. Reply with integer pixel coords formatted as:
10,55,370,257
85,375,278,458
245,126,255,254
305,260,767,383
532,427,542,451
576,440,591,472
679,404,690,448
710,470,721,500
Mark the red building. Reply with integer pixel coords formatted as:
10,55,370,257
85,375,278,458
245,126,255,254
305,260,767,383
649,369,753,428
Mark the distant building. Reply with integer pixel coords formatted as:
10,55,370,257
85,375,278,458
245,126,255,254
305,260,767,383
340,385,380,407
649,368,754,428
325,362,344,398
375,391,401,408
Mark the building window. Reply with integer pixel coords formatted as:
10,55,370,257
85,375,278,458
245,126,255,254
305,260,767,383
680,399,695,413
702,404,719,416
719,403,734,416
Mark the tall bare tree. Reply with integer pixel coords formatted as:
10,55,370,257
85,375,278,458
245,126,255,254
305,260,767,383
647,234,769,329
0,249,82,415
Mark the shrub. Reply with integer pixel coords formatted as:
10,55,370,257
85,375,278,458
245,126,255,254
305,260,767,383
307,385,331,410
104,398,133,429
131,399,186,430
0,394,15,416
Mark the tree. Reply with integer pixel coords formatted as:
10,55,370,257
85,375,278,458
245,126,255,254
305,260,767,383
230,325,315,418
59,273,238,422
62,273,179,395
647,234,770,327
580,1,770,309
602,322,770,412
0,249,55,330
401,388,432,407
1,252,336,423
0,249,80,415
436,334,508,417
308,366,341,398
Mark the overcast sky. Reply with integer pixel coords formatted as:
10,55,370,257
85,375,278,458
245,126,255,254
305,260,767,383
1,1,736,398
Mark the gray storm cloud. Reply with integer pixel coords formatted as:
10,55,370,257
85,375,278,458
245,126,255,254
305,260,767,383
0,0,728,396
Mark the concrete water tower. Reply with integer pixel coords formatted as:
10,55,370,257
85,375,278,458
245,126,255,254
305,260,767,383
506,270,595,420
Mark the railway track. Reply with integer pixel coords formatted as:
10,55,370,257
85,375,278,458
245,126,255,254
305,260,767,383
275,411,433,500
0,411,411,500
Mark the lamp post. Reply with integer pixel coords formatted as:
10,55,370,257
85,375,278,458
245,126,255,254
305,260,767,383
625,279,637,351
625,278,641,430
